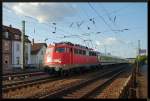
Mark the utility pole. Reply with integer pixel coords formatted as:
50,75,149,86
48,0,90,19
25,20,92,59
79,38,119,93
137,40,140,74
21,20,25,70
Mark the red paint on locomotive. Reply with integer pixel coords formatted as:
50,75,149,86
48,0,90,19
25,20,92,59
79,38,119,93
44,42,100,71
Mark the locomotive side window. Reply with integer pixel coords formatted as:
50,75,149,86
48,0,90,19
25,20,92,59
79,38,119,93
55,47,65,53
74,49,78,54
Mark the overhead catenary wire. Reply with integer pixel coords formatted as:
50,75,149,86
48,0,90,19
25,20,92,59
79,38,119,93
88,2,119,35
99,4,120,29
3,4,141,53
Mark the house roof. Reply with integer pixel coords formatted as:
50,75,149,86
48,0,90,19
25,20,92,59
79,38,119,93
3,25,31,43
3,25,22,35
31,43,47,55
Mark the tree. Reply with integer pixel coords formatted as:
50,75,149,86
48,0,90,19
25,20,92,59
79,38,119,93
135,55,147,65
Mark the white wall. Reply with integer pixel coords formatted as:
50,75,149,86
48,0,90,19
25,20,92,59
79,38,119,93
38,46,47,64
12,41,21,68
12,41,31,68
31,55,36,64
25,42,31,64
28,43,31,64
31,45,47,67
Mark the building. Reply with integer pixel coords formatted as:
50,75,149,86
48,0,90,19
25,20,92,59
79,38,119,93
2,25,12,71
2,25,31,71
126,58,136,63
31,41,47,68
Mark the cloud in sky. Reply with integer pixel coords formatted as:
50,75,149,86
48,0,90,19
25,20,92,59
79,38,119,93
3,3,78,23
95,37,120,46
104,37,118,45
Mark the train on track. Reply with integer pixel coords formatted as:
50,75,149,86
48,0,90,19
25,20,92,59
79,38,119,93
44,42,128,75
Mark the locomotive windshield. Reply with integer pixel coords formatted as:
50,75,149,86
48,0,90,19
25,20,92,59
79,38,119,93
55,47,65,53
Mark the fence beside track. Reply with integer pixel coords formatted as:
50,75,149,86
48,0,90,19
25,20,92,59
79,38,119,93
118,64,136,98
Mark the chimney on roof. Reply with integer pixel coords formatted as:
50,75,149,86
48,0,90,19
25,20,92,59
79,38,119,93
32,38,34,45
9,24,12,28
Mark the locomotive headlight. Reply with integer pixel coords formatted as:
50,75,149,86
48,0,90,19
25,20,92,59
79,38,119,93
47,56,52,62
53,59,62,63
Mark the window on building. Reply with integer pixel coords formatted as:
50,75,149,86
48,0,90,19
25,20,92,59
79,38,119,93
5,61,8,64
15,34,20,40
41,51,43,55
39,60,42,64
55,47,65,53
16,57,20,64
4,42,9,51
4,55,9,64
5,32,9,38
16,44,20,51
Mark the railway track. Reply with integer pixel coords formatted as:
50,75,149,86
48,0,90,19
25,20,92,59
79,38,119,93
93,65,133,99
3,71,46,81
32,65,127,99
2,64,116,92
3,64,129,98
2,74,58,93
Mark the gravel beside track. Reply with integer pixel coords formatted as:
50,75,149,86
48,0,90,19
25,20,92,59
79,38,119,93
94,65,132,99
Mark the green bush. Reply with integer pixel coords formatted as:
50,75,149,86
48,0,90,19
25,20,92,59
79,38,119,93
135,55,147,65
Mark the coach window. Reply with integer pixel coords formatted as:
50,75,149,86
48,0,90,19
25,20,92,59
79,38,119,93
83,50,86,55
89,51,91,56
55,47,65,53
79,50,82,55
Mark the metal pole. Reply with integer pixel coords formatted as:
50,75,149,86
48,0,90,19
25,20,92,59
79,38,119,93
137,40,140,74
21,20,25,70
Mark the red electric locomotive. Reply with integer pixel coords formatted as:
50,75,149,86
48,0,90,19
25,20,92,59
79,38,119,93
44,42,101,75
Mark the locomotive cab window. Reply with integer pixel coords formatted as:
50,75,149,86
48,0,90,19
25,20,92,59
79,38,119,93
55,47,65,53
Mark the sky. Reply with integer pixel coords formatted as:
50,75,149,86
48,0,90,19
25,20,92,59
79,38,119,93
3,2,147,58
